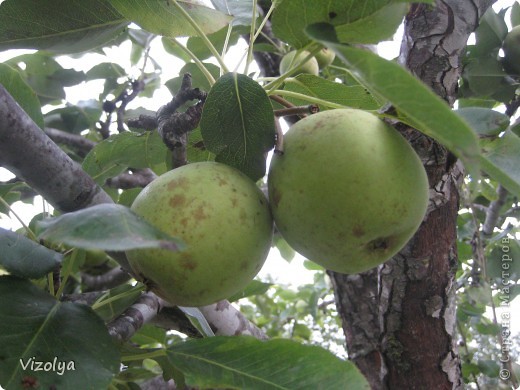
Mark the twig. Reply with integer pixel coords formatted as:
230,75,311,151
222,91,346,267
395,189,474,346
62,291,106,305
150,306,202,338
116,79,146,132
269,94,295,108
44,127,96,156
155,73,207,168
274,118,284,155
482,184,508,237
274,104,319,117
106,169,157,189
100,78,146,137
82,267,132,292
0,85,113,213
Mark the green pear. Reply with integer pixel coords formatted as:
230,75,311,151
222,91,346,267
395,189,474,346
279,50,319,76
503,26,520,76
126,162,273,306
268,109,429,274
314,47,336,69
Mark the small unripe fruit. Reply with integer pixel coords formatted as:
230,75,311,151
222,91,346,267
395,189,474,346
314,48,336,69
268,109,429,274
279,50,319,76
126,162,273,306
502,26,520,76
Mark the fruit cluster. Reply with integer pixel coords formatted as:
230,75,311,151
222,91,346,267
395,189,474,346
126,109,429,306
279,48,336,76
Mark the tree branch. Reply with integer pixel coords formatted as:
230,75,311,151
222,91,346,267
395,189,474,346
107,292,162,343
81,267,133,292
199,301,268,339
0,85,113,213
44,127,96,156
482,184,509,237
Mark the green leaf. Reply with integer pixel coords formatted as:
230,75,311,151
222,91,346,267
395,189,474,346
273,235,296,262
462,56,512,99
480,131,520,197
306,24,481,175
130,324,167,347
167,336,370,389
187,25,241,61
227,279,273,302
0,64,43,129
109,0,232,38
162,37,193,62
85,62,126,81
512,2,520,27
165,62,221,95
455,108,510,137
0,0,127,53
93,284,144,322
283,74,380,110
272,0,411,48
477,360,500,378
457,301,485,318
178,307,215,337
303,260,325,271
36,204,185,252
187,127,216,164
44,100,103,135
486,237,520,282
211,0,256,26
472,8,508,56
0,228,62,279
5,53,85,105
82,131,168,184
0,182,30,215
334,3,408,44
200,73,275,181
0,276,120,390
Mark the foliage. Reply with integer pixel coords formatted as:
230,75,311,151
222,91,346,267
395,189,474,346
0,0,518,389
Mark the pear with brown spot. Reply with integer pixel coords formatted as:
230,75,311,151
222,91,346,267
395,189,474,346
126,162,273,306
268,109,429,274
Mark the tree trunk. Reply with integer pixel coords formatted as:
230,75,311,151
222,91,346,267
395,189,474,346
329,1,495,388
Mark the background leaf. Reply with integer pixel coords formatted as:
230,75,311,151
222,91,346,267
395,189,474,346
306,24,481,175
0,0,127,53
178,307,215,337
0,276,120,390
187,26,243,61
5,53,85,105
455,108,510,137
480,131,520,197
0,64,43,129
283,74,380,110
110,0,232,38
167,336,370,389
82,131,168,184
0,228,62,279
200,73,275,180
211,0,255,26
334,3,408,44
44,100,103,135
92,284,144,322
272,0,415,48
36,204,185,252
227,279,272,302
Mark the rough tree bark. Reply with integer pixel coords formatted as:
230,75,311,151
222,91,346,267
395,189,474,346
328,1,495,389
